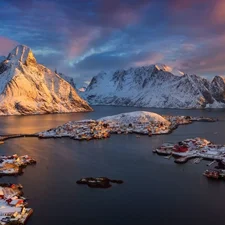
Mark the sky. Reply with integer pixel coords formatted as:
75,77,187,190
0,0,225,87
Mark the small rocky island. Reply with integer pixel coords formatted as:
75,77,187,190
38,111,216,140
76,177,123,188
0,183,33,224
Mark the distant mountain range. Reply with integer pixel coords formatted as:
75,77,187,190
0,45,92,115
83,64,225,108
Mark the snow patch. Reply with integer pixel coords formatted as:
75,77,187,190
98,111,170,125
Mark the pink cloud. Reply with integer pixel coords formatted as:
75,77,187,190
67,28,101,59
135,53,164,67
181,43,197,52
170,0,206,10
211,0,225,25
113,8,140,26
0,36,18,56
99,0,149,27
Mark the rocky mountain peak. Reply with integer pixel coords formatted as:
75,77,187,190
7,45,36,66
0,45,92,115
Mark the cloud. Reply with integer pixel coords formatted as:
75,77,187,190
0,36,18,56
33,47,61,56
211,0,225,25
1,0,225,86
66,27,101,59
135,52,164,67
97,0,150,27
170,34,225,76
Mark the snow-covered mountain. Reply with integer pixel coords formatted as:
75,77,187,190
83,65,225,108
0,45,92,115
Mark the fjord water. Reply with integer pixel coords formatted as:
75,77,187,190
0,106,225,225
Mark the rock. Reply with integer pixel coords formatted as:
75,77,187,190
76,177,123,188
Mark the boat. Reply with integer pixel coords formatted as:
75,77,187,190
203,170,219,179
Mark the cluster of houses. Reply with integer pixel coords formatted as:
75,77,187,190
0,184,33,224
0,154,36,176
39,120,110,140
38,118,172,140
154,137,225,165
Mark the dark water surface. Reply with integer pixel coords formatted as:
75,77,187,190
0,106,225,225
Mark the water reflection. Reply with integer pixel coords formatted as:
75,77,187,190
0,106,225,134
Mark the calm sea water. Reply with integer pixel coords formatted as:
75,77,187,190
0,106,225,225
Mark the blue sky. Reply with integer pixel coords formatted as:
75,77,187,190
0,0,225,86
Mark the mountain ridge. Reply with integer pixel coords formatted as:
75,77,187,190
83,64,225,108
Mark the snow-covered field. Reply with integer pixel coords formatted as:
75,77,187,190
98,111,169,125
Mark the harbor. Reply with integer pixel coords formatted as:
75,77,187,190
154,137,225,181
0,106,222,225
0,111,219,224
0,153,36,224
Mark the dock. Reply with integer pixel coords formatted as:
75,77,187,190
0,134,38,142
207,160,216,167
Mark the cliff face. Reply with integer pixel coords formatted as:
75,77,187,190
0,45,92,115
83,65,225,109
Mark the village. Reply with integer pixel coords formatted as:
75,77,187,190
0,183,33,225
0,154,36,176
153,137,225,180
38,111,216,141
0,153,36,224
0,112,217,224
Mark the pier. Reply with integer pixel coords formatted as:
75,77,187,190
207,160,216,167
0,134,38,142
